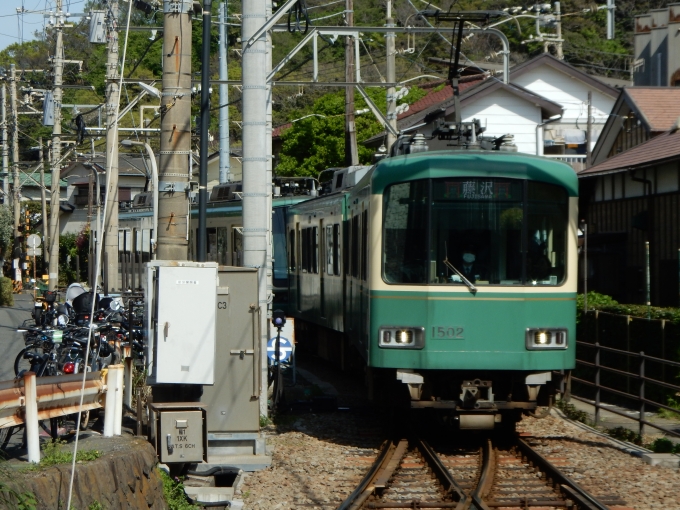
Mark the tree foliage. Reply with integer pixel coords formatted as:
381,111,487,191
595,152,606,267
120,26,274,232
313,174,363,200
0,207,13,262
275,86,426,176
0,0,666,181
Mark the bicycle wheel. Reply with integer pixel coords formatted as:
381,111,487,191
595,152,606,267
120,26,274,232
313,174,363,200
14,345,43,376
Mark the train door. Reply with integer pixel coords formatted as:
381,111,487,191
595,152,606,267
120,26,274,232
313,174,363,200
320,219,326,318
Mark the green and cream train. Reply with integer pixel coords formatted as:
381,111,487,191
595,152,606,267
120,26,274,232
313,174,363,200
286,150,578,428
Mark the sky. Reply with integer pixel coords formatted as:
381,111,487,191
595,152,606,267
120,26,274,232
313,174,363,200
0,1,89,54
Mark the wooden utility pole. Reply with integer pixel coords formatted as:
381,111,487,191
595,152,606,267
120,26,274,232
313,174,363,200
103,0,120,292
344,0,358,166
1,83,8,205
39,138,48,276
157,0,192,261
10,65,20,238
47,0,65,291
586,91,592,168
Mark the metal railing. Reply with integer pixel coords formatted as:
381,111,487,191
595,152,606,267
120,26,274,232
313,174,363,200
543,154,586,172
560,341,680,438
0,366,125,463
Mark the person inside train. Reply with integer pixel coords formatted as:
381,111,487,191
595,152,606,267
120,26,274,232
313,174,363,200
457,244,487,283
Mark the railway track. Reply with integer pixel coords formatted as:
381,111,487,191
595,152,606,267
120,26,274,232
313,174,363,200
338,435,627,510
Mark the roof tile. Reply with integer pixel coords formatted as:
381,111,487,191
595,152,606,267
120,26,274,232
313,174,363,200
579,127,680,176
625,87,680,131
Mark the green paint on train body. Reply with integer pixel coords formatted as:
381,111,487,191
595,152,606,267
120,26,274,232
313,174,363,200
369,151,579,197
369,290,576,371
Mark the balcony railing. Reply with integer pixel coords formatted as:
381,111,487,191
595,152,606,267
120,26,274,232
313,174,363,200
543,154,586,172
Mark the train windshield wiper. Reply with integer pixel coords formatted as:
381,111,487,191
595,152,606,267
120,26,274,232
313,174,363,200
443,258,477,294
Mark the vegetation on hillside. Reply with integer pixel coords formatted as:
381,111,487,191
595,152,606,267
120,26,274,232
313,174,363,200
0,0,669,177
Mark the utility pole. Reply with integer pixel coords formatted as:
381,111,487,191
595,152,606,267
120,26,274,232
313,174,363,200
1,83,8,205
344,0,358,166
242,0,269,414
264,0,274,416
10,65,20,238
103,0,120,292
219,1,231,183
385,0,397,151
586,91,592,168
156,0,192,261
197,0,212,262
606,0,615,40
39,138,48,276
47,0,64,291
555,1,563,60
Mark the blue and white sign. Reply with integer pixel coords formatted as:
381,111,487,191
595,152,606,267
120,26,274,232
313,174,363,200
267,336,293,363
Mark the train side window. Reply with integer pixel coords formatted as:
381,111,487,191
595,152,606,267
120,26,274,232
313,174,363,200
289,230,296,271
351,215,359,278
326,225,334,275
344,220,350,276
361,211,368,281
206,228,218,262
217,227,228,265
232,227,243,267
333,224,340,276
312,226,319,274
301,228,309,272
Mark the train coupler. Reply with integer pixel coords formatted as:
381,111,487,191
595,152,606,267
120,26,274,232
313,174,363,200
460,379,495,409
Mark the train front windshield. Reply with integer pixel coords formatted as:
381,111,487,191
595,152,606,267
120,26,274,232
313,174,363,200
383,177,568,286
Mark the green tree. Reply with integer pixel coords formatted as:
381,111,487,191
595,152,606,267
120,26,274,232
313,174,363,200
275,87,426,177
0,207,14,274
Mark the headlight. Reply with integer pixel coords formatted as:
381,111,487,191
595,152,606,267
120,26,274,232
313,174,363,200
379,327,424,349
525,328,568,350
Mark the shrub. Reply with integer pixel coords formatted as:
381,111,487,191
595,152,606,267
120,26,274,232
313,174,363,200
0,277,13,306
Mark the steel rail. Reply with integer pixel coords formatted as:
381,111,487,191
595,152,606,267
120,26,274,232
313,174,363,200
337,440,399,510
514,437,612,510
470,439,494,510
417,439,469,509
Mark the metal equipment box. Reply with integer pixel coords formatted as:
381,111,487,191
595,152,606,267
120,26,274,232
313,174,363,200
145,261,218,385
201,267,260,432
150,403,208,463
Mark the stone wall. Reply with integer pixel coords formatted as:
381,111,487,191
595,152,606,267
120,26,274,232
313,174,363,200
5,438,166,510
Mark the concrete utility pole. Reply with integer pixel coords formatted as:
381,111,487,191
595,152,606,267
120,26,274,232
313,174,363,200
586,91,592,168
1,84,8,205
606,0,615,40
47,0,65,291
219,1,231,183
344,0,358,166
555,1,563,60
386,0,397,151
104,0,120,292
156,0,193,261
39,138,48,276
242,0,269,414
264,0,274,417
10,65,20,238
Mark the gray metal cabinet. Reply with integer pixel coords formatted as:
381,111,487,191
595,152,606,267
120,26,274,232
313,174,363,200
201,267,260,433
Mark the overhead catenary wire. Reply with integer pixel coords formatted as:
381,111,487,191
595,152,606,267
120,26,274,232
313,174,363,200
65,0,134,507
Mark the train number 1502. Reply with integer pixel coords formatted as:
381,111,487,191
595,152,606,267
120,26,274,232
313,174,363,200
431,326,464,339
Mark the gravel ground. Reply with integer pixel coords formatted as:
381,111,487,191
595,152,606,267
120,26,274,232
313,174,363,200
238,356,680,510
237,413,383,509
518,413,680,510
